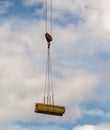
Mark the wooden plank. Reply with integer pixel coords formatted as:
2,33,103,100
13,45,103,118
34,103,65,116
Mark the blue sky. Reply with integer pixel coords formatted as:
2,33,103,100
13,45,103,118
0,0,110,130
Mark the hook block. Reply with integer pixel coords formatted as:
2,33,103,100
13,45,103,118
45,32,53,43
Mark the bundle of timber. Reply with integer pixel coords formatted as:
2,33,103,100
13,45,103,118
35,103,65,116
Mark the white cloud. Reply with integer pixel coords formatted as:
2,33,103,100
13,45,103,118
1,123,110,130
73,124,110,130
0,123,67,130
0,21,45,123
52,0,110,44
84,109,104,116
84,109,110,120
54,69,99,105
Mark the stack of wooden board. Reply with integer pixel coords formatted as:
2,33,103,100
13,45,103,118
35,103,65,116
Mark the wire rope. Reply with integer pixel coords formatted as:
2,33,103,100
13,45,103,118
45,0,48,32
44,0,54,105
50,0,53,35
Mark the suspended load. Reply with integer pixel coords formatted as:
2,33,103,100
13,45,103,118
35,103,65,116
34,0,65,116
34,31,65,116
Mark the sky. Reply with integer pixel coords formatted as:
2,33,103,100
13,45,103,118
0,0,110,129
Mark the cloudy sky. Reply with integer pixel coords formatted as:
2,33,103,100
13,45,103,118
0,0,110,129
